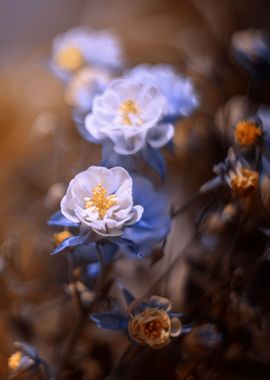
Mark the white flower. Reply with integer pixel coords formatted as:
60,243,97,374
125,64,198,118
51,27,123,80
85,79,174,154
61,166,143,237
64,67,112,112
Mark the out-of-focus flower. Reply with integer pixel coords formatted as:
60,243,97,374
85,79,173,155
231,29,270,80
8,342,40,374
91,288,185,349
227,166,259,198
53,230,73,246
64,67,112,113
234,119,262,146
200,148,259,199
67,281,95,308
125,64,198,121
50,27,123,80
60,166,143,237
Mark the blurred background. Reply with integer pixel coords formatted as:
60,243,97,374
1,0,270,379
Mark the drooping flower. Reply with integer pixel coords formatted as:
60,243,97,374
60,166,143,237
200,148,259,199
50,27,123,80
125,64,198,121
90,287,185,349
64,67,112,113
85,79,174,155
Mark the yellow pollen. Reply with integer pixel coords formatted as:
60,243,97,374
55,46,84,72
234,120,262,146
119,99,141,125
84,184,117,219
8,351,22,371
229,168,259,198
53,230,73,246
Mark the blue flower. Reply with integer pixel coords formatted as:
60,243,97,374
125,64,199,121
48,174,170,258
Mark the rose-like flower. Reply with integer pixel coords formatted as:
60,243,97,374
85,79,174,154
90,289,184,350
50,27,123,80
60,166,143,237
64,67,111,112
128,296,182,349
125,64,198,120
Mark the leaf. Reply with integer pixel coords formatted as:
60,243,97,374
119,285,135,305
48,211,79,228
90,312,128,330
51,234,89,255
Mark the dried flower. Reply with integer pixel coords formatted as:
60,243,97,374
226,166,259,198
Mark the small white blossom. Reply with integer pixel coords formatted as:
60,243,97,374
61,166,143,237
85,79,174,154
64,67,112,112
126,64,198,118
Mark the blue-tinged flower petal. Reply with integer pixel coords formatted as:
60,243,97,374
51,234,90,255
123,176,170,256
48,211,79,228
86,262,100,278
90,312,128,330
14,342,39,359
140,145,166,180
107,237,141,257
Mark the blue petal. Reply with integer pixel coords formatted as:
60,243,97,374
90,312,128,330
51,234,89,255
107,237,141,257
123,176,170,256
141,145,166,181
48,211,79,228
86,262,100,278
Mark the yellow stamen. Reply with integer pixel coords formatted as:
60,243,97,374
229,168,259,198
55,46,84,72
8,351,22,371
85,184,117,219
118,99,141,125
234,120,262,146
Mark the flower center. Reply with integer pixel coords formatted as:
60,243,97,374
128,308,171,347
84,184,117,219
55,46,84,71
118,99,141,125
229,168,259,198
234,120,262,146
8,351,22,370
